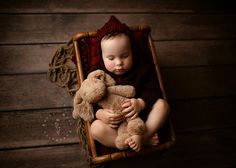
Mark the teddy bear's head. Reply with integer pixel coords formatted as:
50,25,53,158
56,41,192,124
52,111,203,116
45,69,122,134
78,70,116,103
72,69,116,121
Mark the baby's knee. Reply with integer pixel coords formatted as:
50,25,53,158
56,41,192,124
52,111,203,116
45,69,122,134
90,120,106,139
155,99,170,112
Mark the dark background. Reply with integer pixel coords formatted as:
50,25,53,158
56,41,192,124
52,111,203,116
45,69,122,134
0,0,236,167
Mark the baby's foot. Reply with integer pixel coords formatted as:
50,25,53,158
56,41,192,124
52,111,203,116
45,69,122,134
147,133,160,146
125,135,143,152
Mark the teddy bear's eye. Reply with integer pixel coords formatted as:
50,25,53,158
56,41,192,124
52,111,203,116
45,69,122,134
96,76,103,81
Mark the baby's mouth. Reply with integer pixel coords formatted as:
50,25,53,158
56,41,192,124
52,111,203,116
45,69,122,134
115,69,124,73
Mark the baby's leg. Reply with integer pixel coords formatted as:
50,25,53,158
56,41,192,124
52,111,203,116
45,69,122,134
147,133,159,146
126,99,169,152
90,119,117,148
143,98,169,144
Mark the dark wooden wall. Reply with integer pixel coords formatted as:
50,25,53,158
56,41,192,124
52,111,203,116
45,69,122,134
0,1,236,167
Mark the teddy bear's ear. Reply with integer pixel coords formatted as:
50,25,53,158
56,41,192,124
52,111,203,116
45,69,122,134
88,69,115,86
72,91,94,122
73,101,94,122
87,69,105,81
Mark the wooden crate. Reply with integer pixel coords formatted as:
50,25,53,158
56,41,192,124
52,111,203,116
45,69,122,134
73,26,176,165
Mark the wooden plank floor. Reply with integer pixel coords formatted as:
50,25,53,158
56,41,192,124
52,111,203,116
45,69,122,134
0,1,236,167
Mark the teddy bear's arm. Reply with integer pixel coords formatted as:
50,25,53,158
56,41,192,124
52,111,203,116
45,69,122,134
107,85,135,98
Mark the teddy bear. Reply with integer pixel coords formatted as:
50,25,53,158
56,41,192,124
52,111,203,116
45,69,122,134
72,69,146,150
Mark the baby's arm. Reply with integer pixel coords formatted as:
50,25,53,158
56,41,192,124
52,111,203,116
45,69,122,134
122,98,145,120
96,108,124,129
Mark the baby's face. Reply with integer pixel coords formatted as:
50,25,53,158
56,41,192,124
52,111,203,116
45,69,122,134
101,34,133,75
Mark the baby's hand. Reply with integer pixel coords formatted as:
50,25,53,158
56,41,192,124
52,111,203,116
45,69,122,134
122,98,145,120
96,109,124,129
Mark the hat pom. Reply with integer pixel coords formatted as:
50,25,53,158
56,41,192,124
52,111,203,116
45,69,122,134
96,16,131,43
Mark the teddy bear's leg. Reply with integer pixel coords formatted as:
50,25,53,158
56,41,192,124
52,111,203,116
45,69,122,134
127,118,146,135
115,133,130,150
115,121,130,150
117,121,128,135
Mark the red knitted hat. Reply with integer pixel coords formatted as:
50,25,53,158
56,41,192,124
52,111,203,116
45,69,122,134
96,16,131,43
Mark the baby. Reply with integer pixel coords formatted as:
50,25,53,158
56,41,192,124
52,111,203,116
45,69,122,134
90,16,169,152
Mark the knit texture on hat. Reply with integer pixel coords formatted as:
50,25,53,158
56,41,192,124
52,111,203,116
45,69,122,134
96,16,131,43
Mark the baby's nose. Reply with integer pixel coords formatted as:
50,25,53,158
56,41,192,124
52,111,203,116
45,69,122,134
116,59,123,65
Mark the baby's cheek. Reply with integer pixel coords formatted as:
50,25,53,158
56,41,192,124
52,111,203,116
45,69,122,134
105,62,115,70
